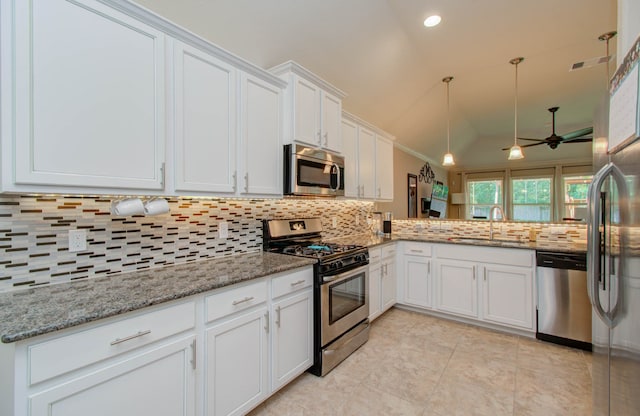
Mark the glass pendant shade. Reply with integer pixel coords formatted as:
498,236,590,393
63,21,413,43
442,152,455,166
508,144,524,160
508,57,525,161
442,76,455,167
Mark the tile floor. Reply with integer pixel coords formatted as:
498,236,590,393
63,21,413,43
248,307,592,416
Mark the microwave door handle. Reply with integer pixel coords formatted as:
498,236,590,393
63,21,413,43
330,163,340,191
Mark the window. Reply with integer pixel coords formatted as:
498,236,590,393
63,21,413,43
467,179,503,219
563,175,592,221
511,178,552,221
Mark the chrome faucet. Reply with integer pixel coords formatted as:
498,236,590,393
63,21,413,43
489,205,506,240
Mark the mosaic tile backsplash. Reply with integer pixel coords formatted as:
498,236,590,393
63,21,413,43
0,195,375,292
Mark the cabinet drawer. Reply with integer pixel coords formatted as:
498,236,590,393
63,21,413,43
403,242,431,257
28,301,195,385
381,244,397,259
272,268,313,299
369,247,382,264
206,279,268,323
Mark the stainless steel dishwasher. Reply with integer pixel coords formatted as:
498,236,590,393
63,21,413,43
536,251,591,351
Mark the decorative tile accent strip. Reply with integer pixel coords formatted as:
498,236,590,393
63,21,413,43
0,195,374,292
392,219,588,243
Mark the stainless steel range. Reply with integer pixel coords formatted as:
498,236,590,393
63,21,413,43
263,218,370,376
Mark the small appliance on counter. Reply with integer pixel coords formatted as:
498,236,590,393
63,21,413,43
382,212,392,236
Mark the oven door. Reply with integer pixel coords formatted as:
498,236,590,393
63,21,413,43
320,265,369,346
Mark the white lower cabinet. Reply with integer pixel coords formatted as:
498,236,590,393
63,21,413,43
368,244,396,321
398,242,535,333
403,256,433,309
1,267,314,416
481,264,533,329
206,308,269,416
435,259,478,318
204,267,313,416
30,335,196,416
271,289,313,391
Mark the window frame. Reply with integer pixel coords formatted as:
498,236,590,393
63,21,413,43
510,176,554,222
465,177,504,220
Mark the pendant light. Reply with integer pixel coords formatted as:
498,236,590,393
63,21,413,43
442,76,455,166
508,57,525,160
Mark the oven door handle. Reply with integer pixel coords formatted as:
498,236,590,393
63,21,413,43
322,265,368,284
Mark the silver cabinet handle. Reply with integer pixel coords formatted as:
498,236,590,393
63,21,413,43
190,339,197,370
232,171,237,192
275,306,281,327
244,173,249,192
160,162,166,188
232,296,254,306
483,268,486,281
290,279,306,286
110,330,151,346
264,311,269,333
323,132,328,146
472,266,476,280
378,187,381,198
410,249,422,253
317,130,322,145
427,260,431,275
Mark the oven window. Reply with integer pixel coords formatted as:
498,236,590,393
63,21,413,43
329,273,365,324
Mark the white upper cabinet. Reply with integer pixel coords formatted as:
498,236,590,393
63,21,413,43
239,73,283,196
1,0,286,197
341,118,359,198
375,135,394,201
172,41,237,194
270,61,345,153
341,112,394,201
4,0,165,193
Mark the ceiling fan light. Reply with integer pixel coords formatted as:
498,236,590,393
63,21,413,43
442,152,455,166
508,144,524,160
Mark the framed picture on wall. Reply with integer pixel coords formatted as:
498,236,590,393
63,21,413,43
408,174,418,218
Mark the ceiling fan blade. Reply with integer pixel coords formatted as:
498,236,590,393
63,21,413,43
517,137,546,142
562,137,593,144
520,142,548,148
562,127,593,140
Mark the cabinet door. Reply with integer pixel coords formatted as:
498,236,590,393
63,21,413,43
369,263,382,321
206,308,269,416
381,259,397,312
321,92,342,152
341,118,359,197
293,77,320,147
271,290,313,392
435,259,478,318
357,127,376,199
482,264,533,330
30,336,196,416
12,0,165,190
375,136,394,200
173,41,237,193
240,73,282,196
403,256,432,309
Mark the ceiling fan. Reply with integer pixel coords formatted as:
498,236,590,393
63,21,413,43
502,107,593,151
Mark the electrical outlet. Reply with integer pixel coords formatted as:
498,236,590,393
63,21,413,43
68,229,87,252
332,217,337,228
218,221,228,239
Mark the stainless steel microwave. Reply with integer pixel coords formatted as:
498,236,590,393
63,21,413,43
284,144,345,196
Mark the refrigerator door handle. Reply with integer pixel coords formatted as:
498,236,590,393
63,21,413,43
587,162,629,329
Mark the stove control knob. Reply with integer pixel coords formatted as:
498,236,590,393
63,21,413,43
330,262,338,270
336,261,344,269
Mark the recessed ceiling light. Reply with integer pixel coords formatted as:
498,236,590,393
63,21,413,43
424,15,441,27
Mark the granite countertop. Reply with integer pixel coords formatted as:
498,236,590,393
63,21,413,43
0,251,316,344
329,233,587,254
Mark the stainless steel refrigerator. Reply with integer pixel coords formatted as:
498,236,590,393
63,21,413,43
588,37,640,415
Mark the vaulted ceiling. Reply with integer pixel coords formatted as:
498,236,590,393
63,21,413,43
137,0,618,169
